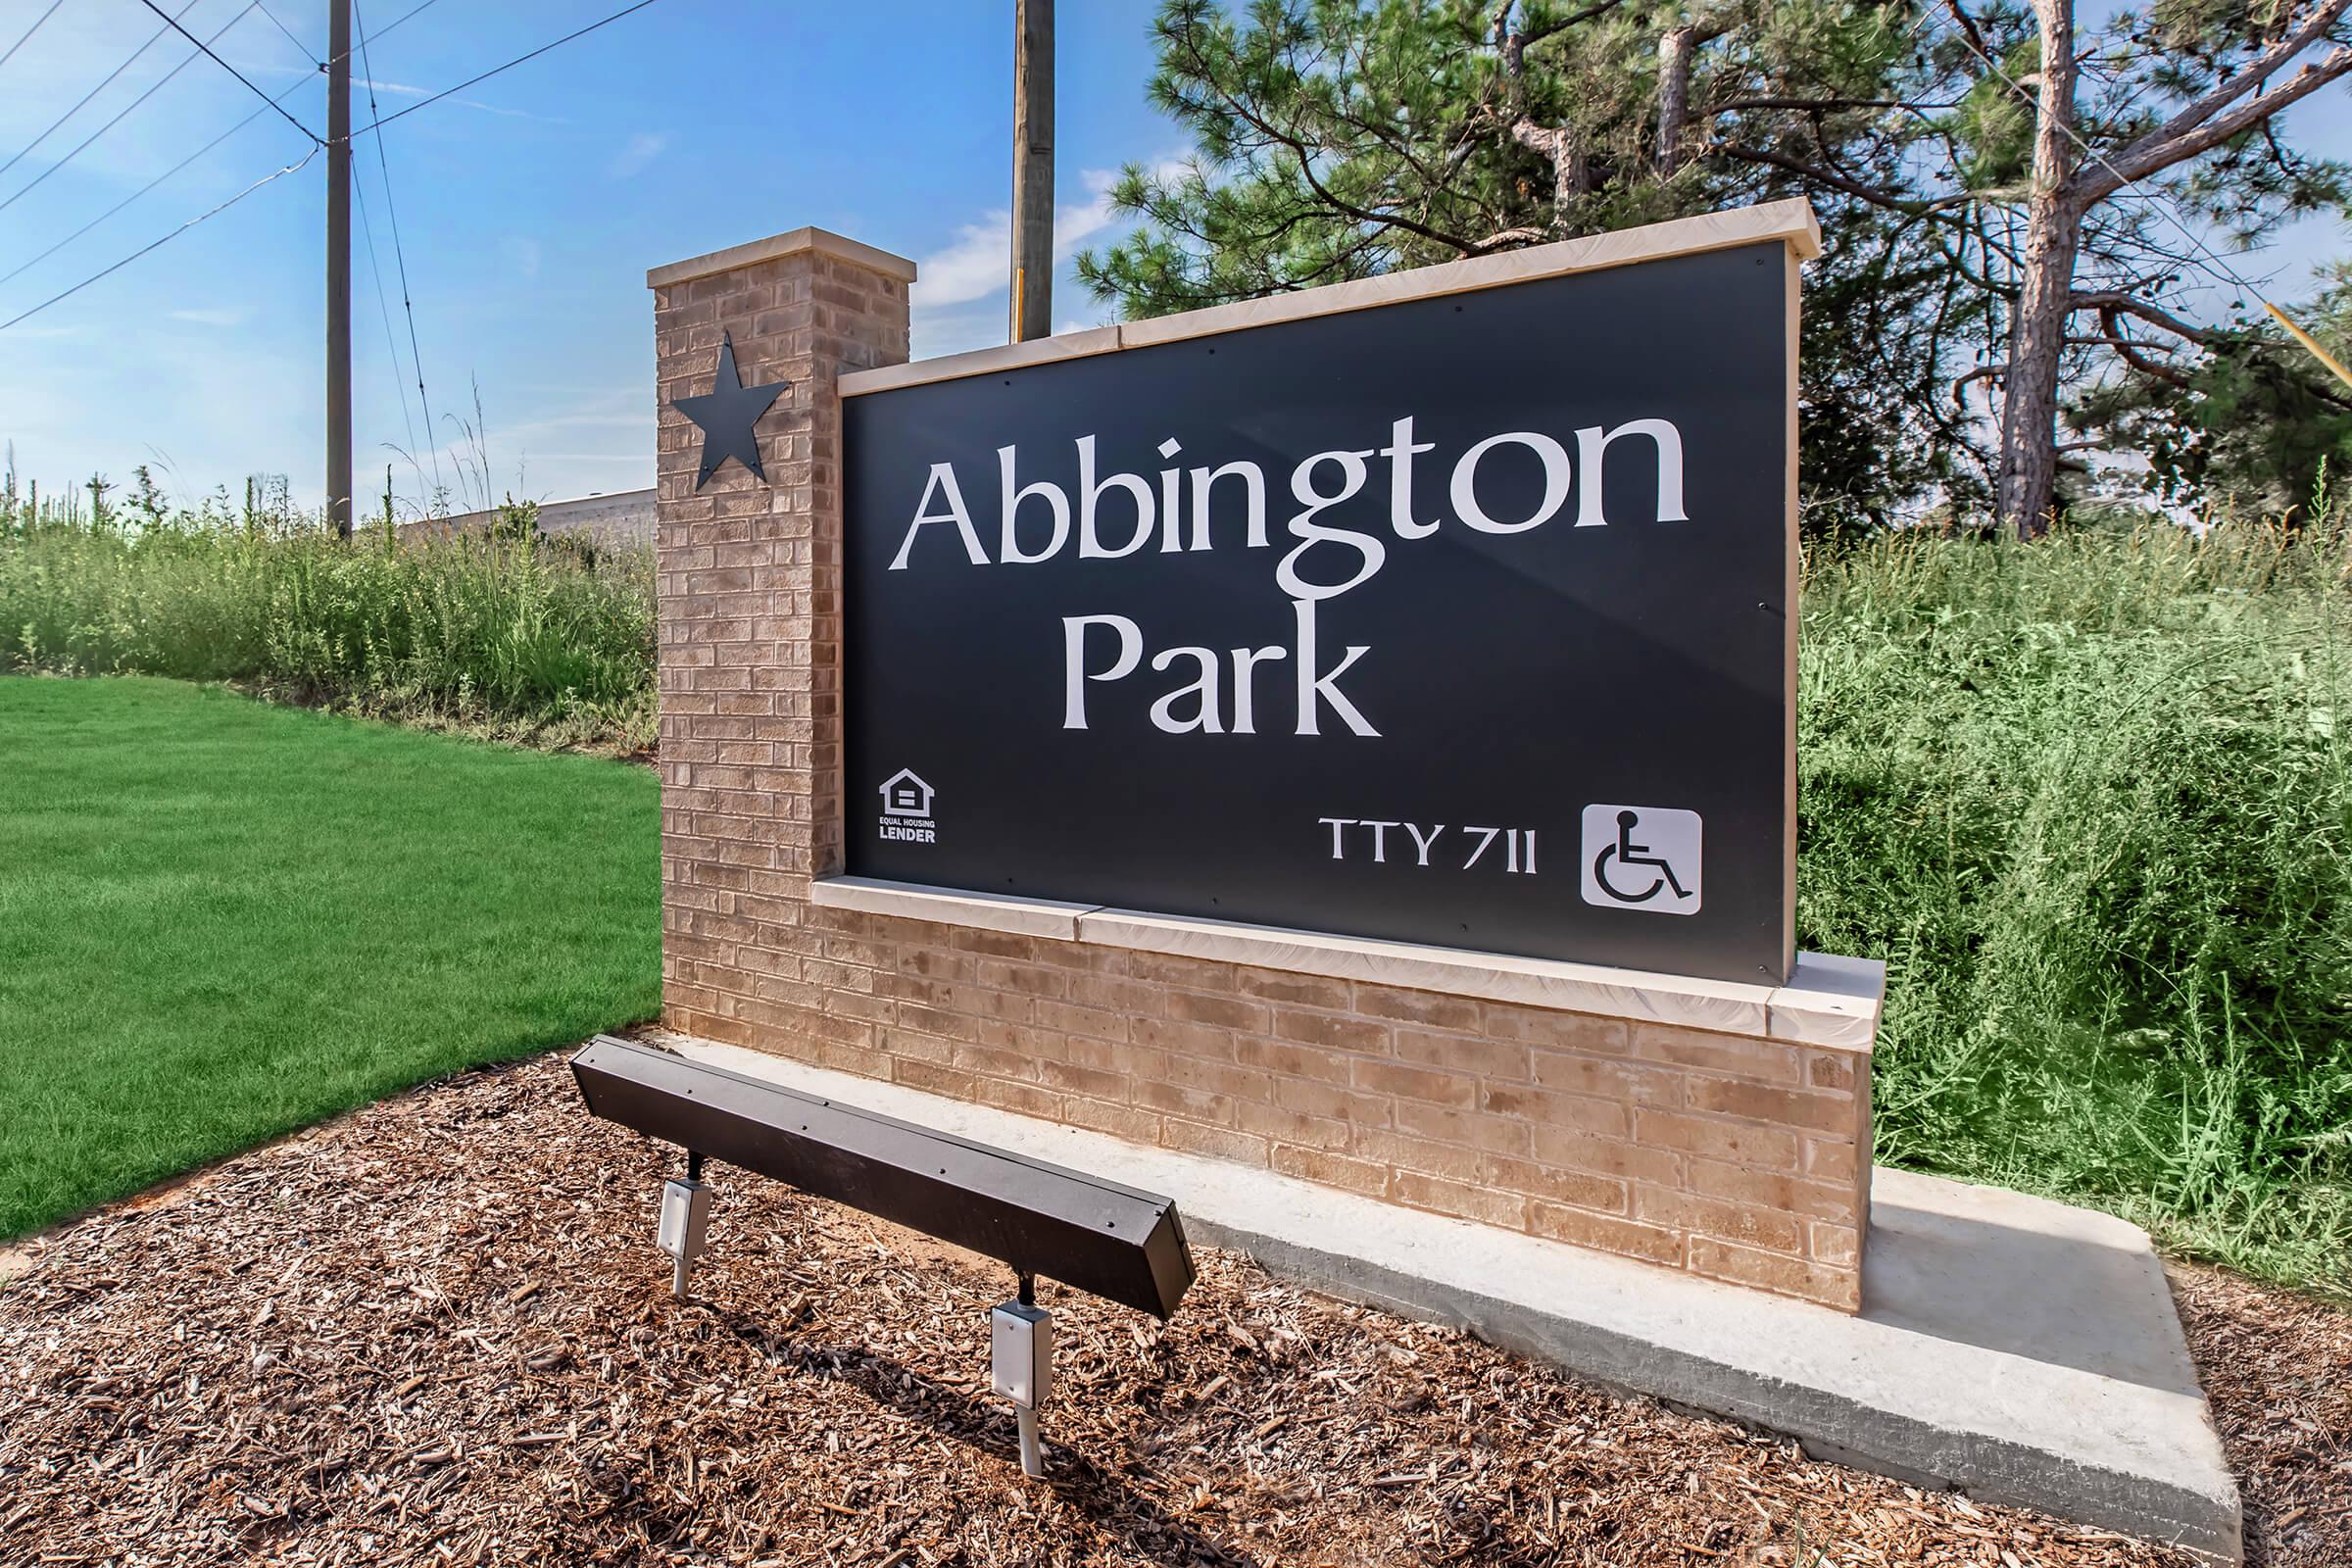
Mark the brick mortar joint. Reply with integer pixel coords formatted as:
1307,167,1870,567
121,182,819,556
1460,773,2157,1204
680,899,1873,1064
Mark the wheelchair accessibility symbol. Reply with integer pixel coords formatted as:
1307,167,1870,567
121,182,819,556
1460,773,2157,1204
1580,805,1701,915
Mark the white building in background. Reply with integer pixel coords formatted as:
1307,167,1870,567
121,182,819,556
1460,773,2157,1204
404,488,656,551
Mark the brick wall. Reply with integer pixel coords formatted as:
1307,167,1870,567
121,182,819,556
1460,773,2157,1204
649,229,1872,1313
666,909,1871,1308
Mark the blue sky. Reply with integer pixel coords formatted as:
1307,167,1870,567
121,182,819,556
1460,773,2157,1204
0,0,1183,514
0,0,2344,516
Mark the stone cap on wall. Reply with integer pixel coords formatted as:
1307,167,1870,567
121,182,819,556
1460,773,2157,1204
838,197,1821,398
647,225,919,290
808,874,1884,1052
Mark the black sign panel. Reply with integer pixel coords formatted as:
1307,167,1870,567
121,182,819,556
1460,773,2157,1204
843,241,1794,984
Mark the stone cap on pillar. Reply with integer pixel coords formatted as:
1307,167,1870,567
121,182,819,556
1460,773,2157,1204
647,226,918,290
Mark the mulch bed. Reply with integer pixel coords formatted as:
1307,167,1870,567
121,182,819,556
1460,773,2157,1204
2167,1265,2352,1568
0,1054,2339,1567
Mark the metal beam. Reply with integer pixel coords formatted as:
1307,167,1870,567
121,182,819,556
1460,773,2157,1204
570,1037,1195,1318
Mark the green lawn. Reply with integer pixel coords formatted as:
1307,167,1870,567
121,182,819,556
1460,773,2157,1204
0,675,660,1241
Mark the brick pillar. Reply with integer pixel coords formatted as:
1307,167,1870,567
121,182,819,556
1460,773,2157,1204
647,229,914,1037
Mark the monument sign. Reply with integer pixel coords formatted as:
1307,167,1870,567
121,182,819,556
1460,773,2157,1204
843,243,1793,985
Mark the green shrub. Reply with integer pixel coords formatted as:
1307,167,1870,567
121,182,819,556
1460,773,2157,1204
1801,521,2352,1291
0,497,654,753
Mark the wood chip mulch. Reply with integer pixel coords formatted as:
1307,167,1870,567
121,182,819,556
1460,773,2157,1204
0,1053,2336,1567
2167,1264,2352,1568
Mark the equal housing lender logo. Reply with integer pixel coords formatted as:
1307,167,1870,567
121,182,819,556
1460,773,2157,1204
878,769,937,844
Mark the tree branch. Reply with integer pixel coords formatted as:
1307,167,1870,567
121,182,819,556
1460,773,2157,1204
2073,290,2352,409
1953,364,2006,403
1943,0,1994,68
2067,290,2230,346
1654,11,1736,175
1163,16,1488,257
2100,0,2352,181
2088,312,2194,388
2082,45,2352,201
1710,141,1971,217
1511,0,1634,54
1710,96,1953,113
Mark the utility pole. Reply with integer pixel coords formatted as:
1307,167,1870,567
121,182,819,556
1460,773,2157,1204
1008,0,1053,344
325,0,353,537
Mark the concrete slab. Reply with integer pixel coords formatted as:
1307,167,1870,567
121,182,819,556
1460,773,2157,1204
660,1035,2241,1562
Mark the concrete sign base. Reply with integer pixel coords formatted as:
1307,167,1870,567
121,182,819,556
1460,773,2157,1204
662,1032,2241,1564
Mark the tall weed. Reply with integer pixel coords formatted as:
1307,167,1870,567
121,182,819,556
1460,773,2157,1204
1802,521,2352,1291
0,497,654,753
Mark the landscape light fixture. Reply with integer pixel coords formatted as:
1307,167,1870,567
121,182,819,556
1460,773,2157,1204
992,1273,1054,1478
658,1149,712,1299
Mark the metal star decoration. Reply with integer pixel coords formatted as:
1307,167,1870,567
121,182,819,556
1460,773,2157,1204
674,331,790,488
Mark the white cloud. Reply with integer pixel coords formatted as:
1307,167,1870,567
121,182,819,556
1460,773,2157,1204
909,161,1179,358
167,307,252,328
609,131,671,179
246,64,565,123
914,303,1016,361
499,236,543,279
1054,165,1162,261
912,166,1147,312
914,218,1018,314
350,76,562,123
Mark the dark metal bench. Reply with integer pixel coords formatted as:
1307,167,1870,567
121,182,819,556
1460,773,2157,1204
570,1034,1194,1317
571,1035,1196,1475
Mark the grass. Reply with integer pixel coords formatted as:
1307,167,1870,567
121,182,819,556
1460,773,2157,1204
0,674,661,1243
0,494,655,755
2,494,2346,1295
1800,520,2352,1295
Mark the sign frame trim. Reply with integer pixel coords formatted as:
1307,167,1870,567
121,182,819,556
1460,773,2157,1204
837,201,1815,986
839,198,1821,400
808,873,1884,1051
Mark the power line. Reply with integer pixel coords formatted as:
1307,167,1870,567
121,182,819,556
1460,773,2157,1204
0,0,635,377
0,2,266,219
0,59,324,289
0,145,318,332
350,0,667,140
254,1,316,61
0,0,70,75
254,0,446,73
133,0,321,145
351,173,424,465
1904,16,2352,447
0,0,207,183
2,107,263,287
342,0,447,62
354,0,445,503
0,0,447,318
